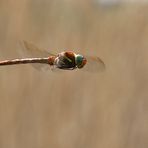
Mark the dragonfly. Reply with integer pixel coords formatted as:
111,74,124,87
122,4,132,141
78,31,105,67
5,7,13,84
0,41,105,72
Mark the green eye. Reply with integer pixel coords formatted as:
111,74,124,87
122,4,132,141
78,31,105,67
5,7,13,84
76,55,84,68
76,55,83,63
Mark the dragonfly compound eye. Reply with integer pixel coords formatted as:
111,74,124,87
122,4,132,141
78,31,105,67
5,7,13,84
76,55,87,69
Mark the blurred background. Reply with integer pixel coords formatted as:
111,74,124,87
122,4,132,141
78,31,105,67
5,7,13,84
0,0,148,148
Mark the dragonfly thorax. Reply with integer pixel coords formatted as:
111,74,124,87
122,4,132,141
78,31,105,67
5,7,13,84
53,51,76,70
53,52,87,70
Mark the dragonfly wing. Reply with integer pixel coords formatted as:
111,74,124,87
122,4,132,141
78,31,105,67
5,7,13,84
19,40,55,58
18,41,55,71
29,63,51,72
82,56,105,72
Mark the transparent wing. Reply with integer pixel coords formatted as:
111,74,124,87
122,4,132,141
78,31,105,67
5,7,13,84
19,40,55,57
18,41,56,71
82,56,105,72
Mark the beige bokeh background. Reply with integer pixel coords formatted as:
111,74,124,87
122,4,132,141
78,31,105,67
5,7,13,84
0,0,148,148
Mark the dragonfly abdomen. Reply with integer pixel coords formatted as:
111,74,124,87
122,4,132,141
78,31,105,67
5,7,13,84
0,57,49,66
48,56,56,65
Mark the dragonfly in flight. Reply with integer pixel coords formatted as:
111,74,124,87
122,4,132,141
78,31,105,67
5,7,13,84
0,41,105,72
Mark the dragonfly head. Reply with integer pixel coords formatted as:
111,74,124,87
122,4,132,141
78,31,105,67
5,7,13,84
75,54,87,69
